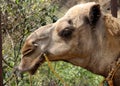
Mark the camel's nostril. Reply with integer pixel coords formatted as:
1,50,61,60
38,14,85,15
68,19,73,24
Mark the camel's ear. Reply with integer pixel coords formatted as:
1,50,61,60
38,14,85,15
89,4,101,26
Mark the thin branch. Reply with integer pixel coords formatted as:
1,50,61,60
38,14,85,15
0,6,3,86
3,73,14,85
29,75,32,86
5,29,14,49
13,73,18,86
3,68,18,85
2,57,13,68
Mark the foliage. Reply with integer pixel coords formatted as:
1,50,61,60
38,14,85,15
1,0,104,86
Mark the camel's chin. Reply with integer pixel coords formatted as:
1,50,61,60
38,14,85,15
28,63,41,75
28,60,44,75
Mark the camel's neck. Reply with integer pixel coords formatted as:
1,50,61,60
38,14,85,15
86,33,120,86
67,54,120,86
66,32,120,86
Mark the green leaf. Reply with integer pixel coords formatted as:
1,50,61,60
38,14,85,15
16,0,19,4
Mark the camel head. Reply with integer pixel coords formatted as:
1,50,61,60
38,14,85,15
18,2,107,75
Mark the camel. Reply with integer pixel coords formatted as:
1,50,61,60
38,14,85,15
18,2,120,86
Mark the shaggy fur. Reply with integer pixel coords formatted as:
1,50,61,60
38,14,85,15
104,14,120,36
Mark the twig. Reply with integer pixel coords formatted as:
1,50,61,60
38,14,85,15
13,73,18,86
14,29,26,65
3,73,14,85
5,29,14,49
2,57,13,68
29,75,32,86
3,68,18,85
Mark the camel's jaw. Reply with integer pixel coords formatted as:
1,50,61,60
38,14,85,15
28,56,45,75
18,53,45,75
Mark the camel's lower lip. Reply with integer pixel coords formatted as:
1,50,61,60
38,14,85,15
18,53,45,75
28,57,45,75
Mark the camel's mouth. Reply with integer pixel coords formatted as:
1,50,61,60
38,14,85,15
18,53,45,75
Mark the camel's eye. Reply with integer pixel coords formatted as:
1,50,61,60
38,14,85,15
58,26,74,39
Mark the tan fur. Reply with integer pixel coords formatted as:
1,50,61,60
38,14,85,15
18,2,120,85
104,14,120,36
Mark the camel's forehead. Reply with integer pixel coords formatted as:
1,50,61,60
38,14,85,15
64,2,96,18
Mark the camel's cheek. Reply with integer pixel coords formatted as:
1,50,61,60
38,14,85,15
48,43,70,55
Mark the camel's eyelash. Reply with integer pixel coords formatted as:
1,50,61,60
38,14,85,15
58,27,74,39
